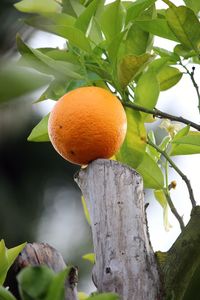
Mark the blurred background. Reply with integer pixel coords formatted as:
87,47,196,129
0,0,199,294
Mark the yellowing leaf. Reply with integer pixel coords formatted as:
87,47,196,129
82,253,95,264
81,196,91,225
78,292,89,300
14,0,61,14
117,53,153,88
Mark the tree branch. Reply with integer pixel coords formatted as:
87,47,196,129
75,159,162,299
164,190,185,231
180,62,200,114
147,139,196,208
124,102,200,131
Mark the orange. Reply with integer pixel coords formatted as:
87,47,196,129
48,86,127,165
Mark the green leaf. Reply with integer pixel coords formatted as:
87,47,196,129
37,79,68,102
124,23,152,56
87,293,119,300
107,31,126,64
25,13,76,29
153,47,180,62
159,136,171,153
135,69,160,119
30,48,83,79
100,0,126,41
183,0,200,14
147,135,170,163
18,266,54,299
87,17,104,46
0,64,50,103
81,196,91,225
166,6,200,53
45,269,69,300
28,114,50,142
170,125,190,155
17,36,83,79
172,125,190,141
136,153,164,189
116,108,147,169
0,287,17,300
154,190,172,231
25,18,92,52
146,131,160,161
174,44,197,59
157,66,183,91
0,240,26,285
69,0,85,16
75,0,100,33
7,242,27,269
171,131,200,155
148,58,168,73
126,0,156,24
82,253,95,264
0,240,8,285
117,53,153,88
43,49,79,63
14,0,61,14
135,19,178,42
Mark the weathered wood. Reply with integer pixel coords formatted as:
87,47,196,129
7,243,78,300
75,159,162,300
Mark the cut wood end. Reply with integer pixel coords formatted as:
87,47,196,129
74,158,142,185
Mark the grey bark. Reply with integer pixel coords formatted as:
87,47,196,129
75,159,162,300
12,243,78,300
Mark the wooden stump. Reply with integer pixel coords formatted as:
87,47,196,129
75,159,162,300
6,243,78,300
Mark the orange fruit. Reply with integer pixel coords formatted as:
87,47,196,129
48,86,127,165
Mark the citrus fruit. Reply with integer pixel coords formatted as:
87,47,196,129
48,86,127,165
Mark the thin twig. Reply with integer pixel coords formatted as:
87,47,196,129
147,139,196,208
164,190,185,231
180,62,200,114
124,102,200,131
163,160,185,231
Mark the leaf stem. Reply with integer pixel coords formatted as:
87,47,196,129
124,102,200,131
179,62,200,114
147,139,196,208
164,189,185,231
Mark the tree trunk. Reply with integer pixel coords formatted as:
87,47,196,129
75,159,162,300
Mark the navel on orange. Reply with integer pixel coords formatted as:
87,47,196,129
48,86,127,165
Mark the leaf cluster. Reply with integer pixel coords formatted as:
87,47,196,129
13,0,200,229
0,263,118,300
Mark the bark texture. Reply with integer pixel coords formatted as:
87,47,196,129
75,159,161,300
159,206,200,300
7,243,78,300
